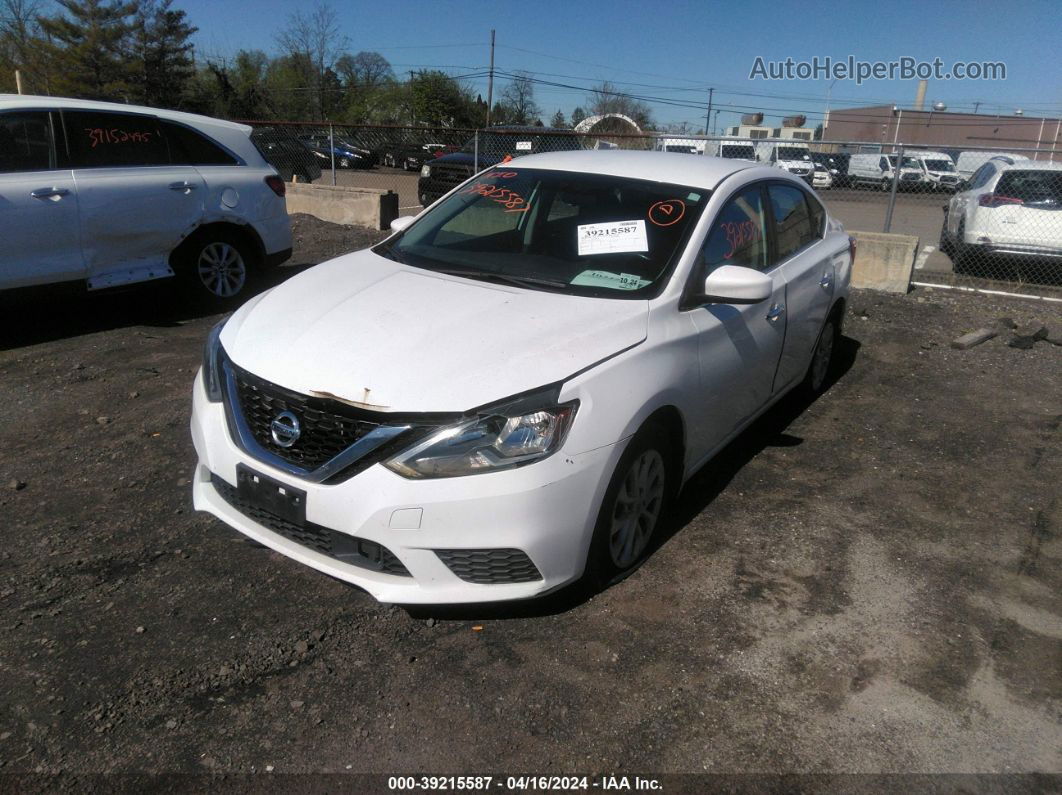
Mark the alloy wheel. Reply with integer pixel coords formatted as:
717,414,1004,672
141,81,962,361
197,241,246,298
608,449,666,568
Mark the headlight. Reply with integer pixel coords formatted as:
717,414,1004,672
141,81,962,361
201,319,227,402
384,390,578,479
420,165,431,178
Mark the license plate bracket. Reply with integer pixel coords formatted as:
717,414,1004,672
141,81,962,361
236,465,307,527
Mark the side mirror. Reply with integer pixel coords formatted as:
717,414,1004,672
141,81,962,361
699,265,773,305
389,215,416,233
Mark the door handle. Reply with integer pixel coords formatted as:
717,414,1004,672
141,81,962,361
30,187,70,199
819,272,833,290
168,181,198,191
766,304,786,323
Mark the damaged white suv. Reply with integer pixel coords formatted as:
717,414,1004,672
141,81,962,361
0,95,291,302
191,151,852,604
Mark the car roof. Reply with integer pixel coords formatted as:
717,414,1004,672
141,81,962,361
995,160,1062,172
0,94,252,134
498,150,768,190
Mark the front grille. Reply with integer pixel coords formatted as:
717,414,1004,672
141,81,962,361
230,363,380,470
431,162,474,192
902,173,920,181
211,474,411,576
435,548,542,584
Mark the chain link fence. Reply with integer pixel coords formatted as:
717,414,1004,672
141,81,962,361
242,120,1062,298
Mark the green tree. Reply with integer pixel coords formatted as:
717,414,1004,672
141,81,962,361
570,106,586,127
275,2,347,120
131,0,196,108
38,0,138,100
410,70,476,127
549,109,567,128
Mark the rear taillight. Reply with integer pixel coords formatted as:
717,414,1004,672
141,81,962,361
265,175,286,197
848,235,856,265
978,193,1022,208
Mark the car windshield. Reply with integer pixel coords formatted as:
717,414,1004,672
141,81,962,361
925,159,954,171
375,167,708,299
777,147,810,161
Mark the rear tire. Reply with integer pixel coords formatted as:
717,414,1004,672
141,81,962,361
176,228,257,304
801,310,840,396
586,422,676,589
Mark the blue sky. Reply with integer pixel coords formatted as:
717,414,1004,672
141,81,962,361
181,0,1062,129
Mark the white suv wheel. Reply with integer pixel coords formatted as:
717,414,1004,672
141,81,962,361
197,241,247,298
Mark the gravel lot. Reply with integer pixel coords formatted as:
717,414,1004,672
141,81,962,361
1,214,1060,782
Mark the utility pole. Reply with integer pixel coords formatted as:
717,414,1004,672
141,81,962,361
14,69,22,95
704,87,713,135
973,101,981,114
485,29,496,127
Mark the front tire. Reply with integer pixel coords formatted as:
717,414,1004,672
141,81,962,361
587,424,674,588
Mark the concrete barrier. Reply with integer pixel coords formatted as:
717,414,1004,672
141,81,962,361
848,231,919,294
285,183,399,231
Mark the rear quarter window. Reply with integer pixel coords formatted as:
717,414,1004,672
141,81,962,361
995,170,1062,203
162,121,238,166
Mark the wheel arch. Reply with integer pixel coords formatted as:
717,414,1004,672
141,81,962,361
170,221,266,270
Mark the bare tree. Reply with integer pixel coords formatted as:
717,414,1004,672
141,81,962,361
275,2,348,119
499,71,540,125
335,50,392,89
1,0,47,91
588,81,654,129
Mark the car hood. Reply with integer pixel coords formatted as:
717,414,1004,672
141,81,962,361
220,250,649,413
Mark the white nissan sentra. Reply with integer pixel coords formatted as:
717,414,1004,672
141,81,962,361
190,150,852,604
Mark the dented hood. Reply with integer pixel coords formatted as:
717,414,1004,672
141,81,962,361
220,249,649,413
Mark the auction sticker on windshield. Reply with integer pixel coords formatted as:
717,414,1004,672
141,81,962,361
577,220,648,256
570,270,651,290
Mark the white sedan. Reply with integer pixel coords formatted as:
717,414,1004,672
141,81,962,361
191,151,853,604
812,163,833,190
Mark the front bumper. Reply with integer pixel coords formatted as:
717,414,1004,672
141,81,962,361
190,372,621,604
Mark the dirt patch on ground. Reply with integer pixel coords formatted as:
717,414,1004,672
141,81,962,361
0,215,1059,779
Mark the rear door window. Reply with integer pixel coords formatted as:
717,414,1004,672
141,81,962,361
767,184,817,263
63,110,169,168
0,110,55,172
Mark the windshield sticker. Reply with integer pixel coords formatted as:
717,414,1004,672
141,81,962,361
577,220,649,256
570,270,651,291
461,182,530,213
648,200,686,227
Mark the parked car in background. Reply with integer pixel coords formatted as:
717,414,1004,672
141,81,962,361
654,137,704,155
704,139,757,161
299,134,375,169
812,163,833,189
848,153,923,190
0,95,291,303
955,150,1030,180
417,125,583,206
810,152,851,188
754,141,814,182
251,127,321,183
940,159,1062,274
191,150,852,604
905,150,961,191
385,143,455,171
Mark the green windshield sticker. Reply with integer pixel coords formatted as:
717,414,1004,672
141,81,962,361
570,270,651,291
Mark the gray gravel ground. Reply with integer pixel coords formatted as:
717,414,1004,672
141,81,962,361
0,215,1059,787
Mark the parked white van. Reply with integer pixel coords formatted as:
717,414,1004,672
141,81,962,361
654,137,705,155
0,95,292,303
955,151,1029,180
754,141,814,180
705,139,757,161
905,150,961,191
848,153,924,190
